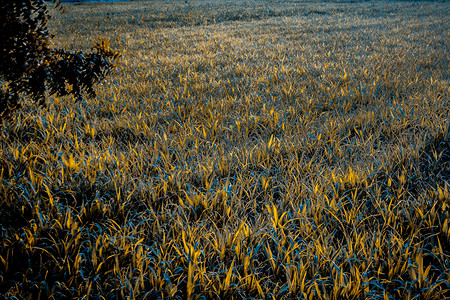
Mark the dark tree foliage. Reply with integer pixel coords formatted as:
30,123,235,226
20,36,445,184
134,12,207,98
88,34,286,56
0,0,119,118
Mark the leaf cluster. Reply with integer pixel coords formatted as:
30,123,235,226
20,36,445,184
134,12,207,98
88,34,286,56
0,0,119,118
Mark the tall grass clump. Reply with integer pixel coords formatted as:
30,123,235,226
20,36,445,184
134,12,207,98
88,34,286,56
1,0,449,299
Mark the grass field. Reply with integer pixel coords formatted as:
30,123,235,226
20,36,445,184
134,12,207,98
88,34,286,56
1,0,449,298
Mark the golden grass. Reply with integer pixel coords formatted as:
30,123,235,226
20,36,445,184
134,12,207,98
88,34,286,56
1,0,449,298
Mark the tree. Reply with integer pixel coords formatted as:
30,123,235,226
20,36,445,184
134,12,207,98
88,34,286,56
0,0,119,118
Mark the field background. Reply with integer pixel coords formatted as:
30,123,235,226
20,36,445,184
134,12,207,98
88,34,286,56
1,0,449,299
